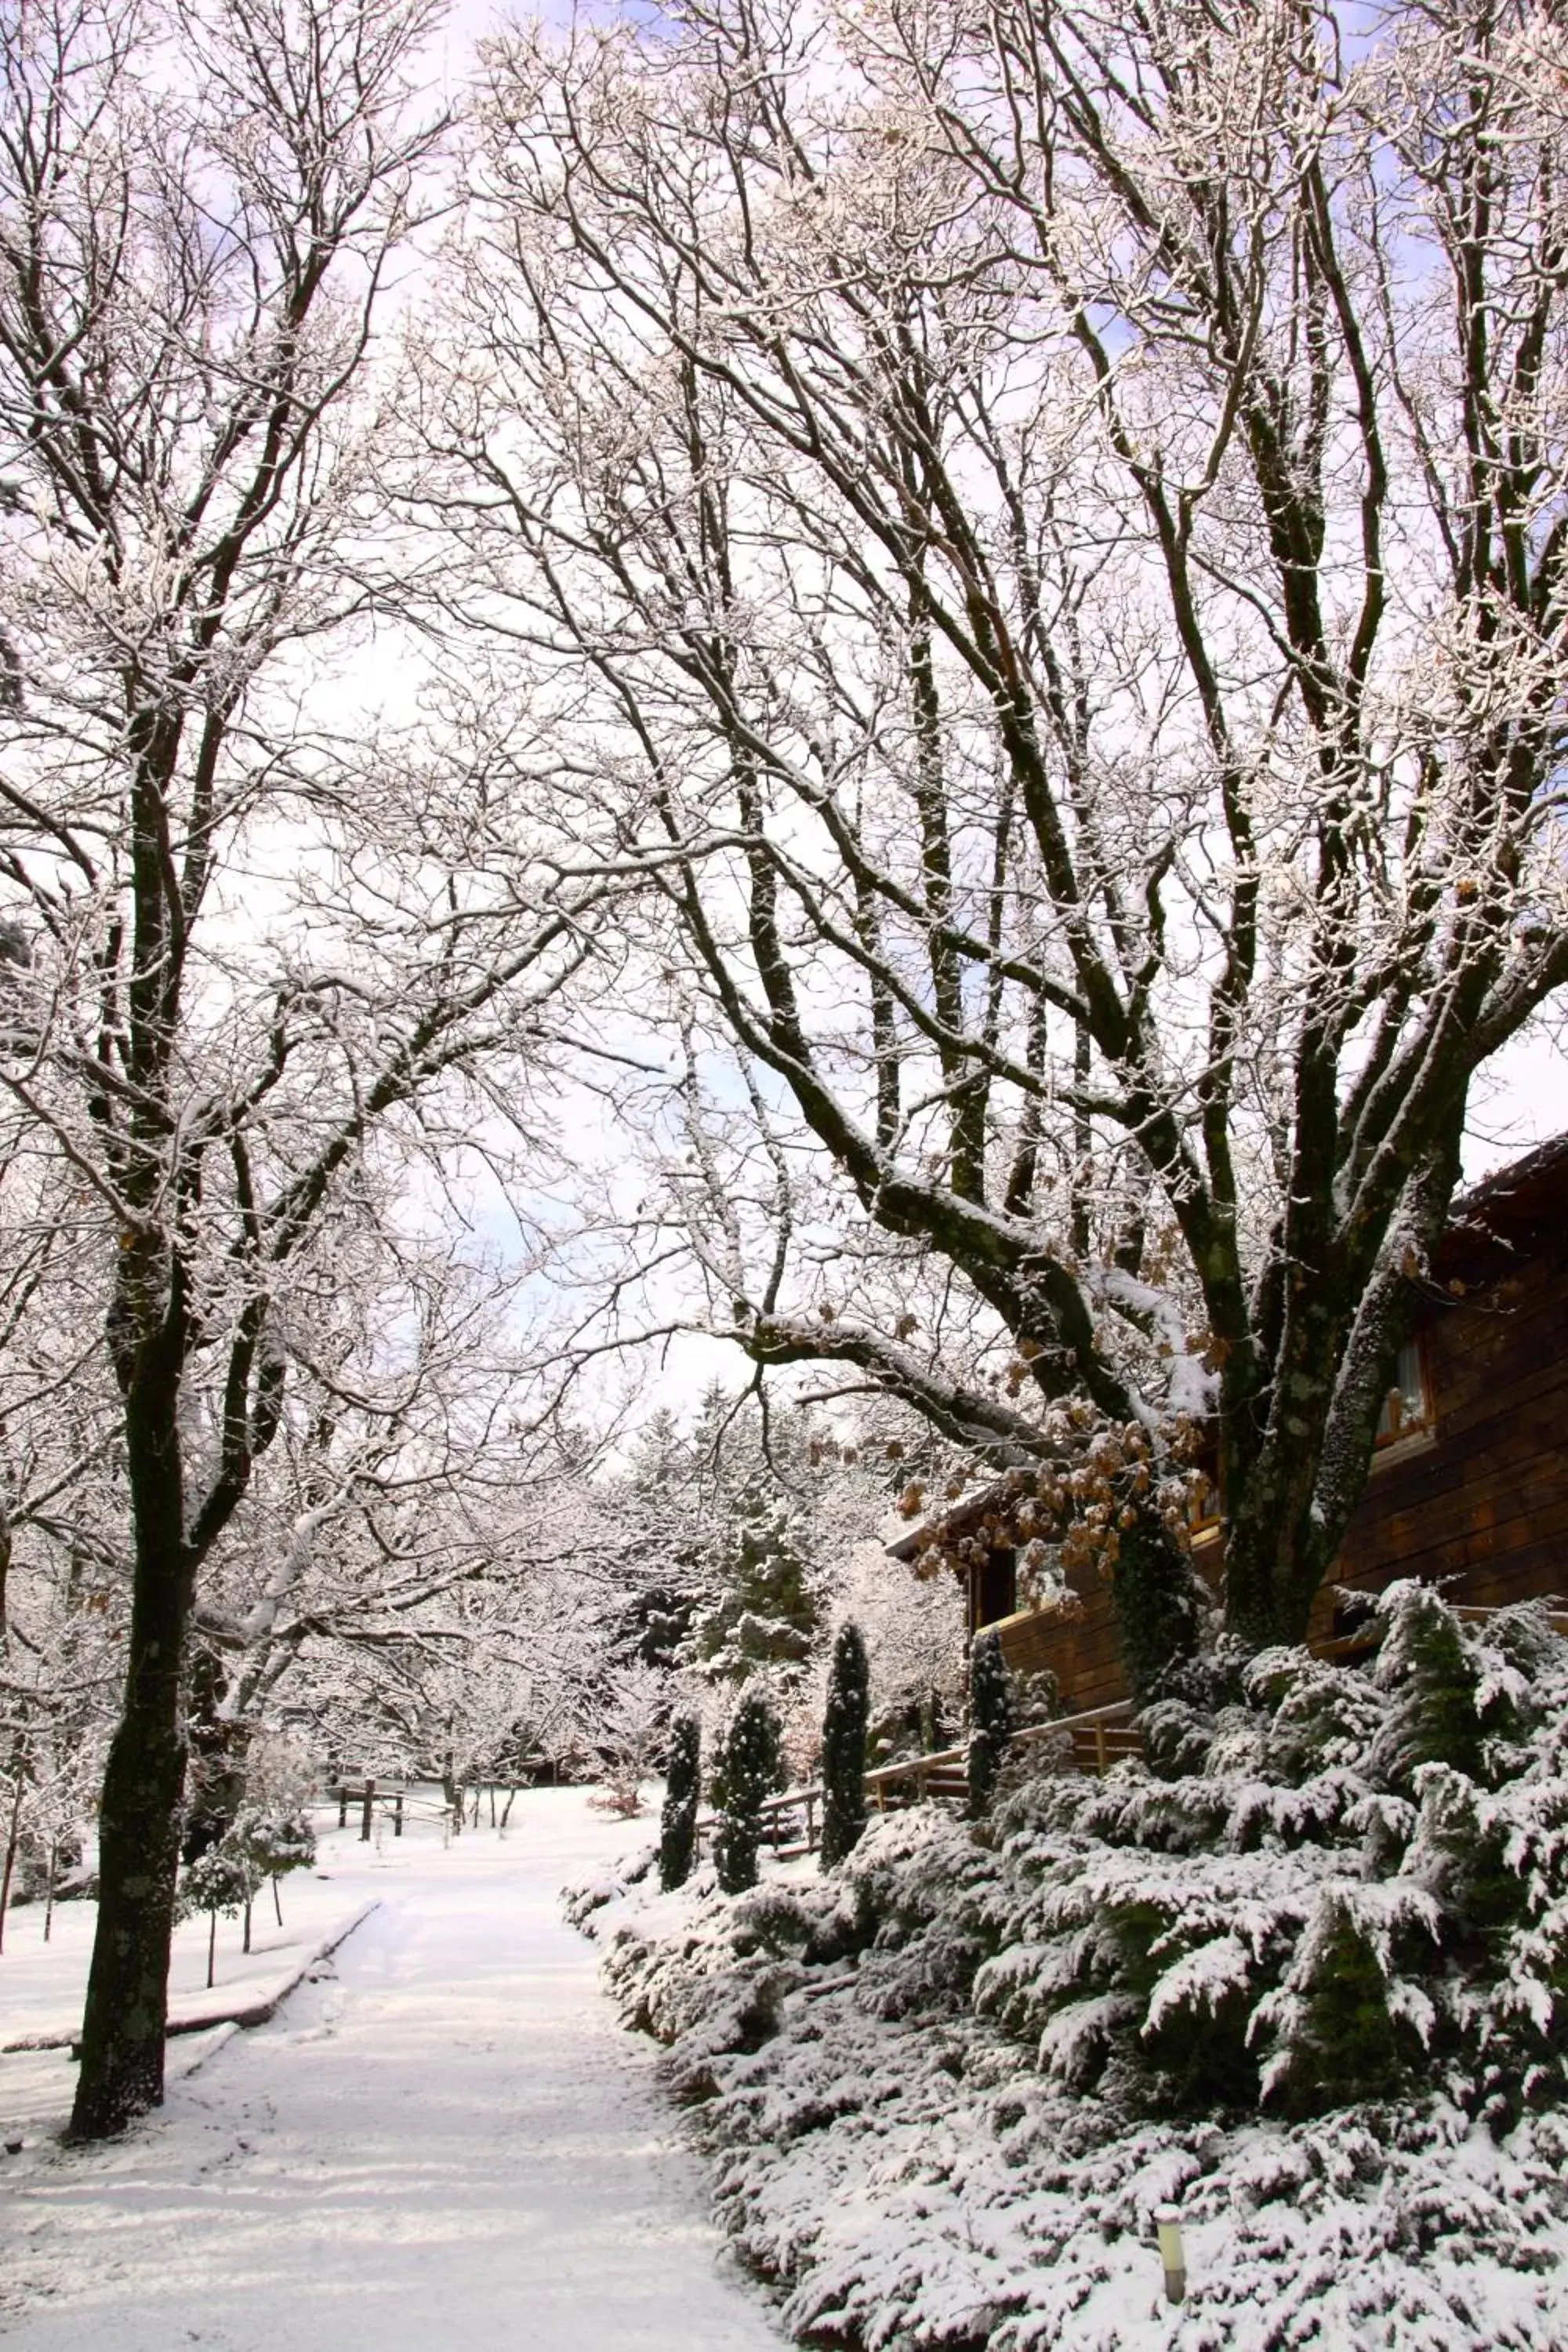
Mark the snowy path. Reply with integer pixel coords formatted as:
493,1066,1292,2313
0,1792,782,2350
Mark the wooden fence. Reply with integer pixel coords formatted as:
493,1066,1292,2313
323,1778,455,1841
695,1696,1143,1862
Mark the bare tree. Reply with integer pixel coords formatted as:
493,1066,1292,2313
0,0,622,2136
166,1193,601,1838
428,0,1568,1692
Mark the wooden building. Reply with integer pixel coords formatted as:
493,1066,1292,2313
890,1133,1568,1713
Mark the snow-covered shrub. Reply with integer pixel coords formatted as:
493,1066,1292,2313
967,1585,1568,2125
712,1688,783,1895
820,1622,869,1867
562,1842,656,1934
177,1801,314,1973
591,1664,666,1816
660,1711,702,1890
579,1585,1568,2350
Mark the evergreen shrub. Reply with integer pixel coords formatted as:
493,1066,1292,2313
659,1711,702,1891
627,1584,1568,2133
967,1627,1014,1817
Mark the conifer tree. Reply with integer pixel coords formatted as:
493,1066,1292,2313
659,1712,702,1892
820,1622,870,1867
712,1690,782,1895
695,1478,819,1685
967,1630,1015,1819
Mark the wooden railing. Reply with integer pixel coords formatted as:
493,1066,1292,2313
1454,1600,1568,1636
694,1697,1143,1861
1312,1596,1568,1663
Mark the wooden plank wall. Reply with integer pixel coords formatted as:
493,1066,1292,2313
989,1236,1568,1704
1310,1236,1568,1634
996,1588,1126,1715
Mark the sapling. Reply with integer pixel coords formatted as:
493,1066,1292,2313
227,1806,317,1946
176,1849,254,1991
820,1623,870,1867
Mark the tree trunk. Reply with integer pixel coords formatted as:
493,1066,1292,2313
0,1762,23,1957
1218,1287,1422,1653
182,1652,249,1864
70,1352,190,2140
1222,1434,1356,1653
1109,1519,1207,1701
70,1634,187,2132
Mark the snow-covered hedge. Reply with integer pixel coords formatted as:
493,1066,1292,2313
572,1586,1568,2350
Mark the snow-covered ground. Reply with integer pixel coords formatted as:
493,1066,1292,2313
2,1856,376,2060
0,1791,782,2350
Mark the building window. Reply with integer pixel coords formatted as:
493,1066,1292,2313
1374,1338,1431,1450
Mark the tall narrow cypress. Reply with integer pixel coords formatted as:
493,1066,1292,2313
712,1690,782,1895
659,1711,702,1891
967,1629,1015,1817
819,1621,870,1866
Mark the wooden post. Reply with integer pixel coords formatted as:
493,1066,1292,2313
394,1791,404,1837
338,1785,349,1829
805,1791,817,1852
360,1777,375,1842
1094,1722,1107,1776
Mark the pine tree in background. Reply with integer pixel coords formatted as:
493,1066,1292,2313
967,1630,1015,1818
612,1387,837,1691
659,1712,702,1891
694,1477,819,1686
712,1689,782,1895
820,1622,870,1867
